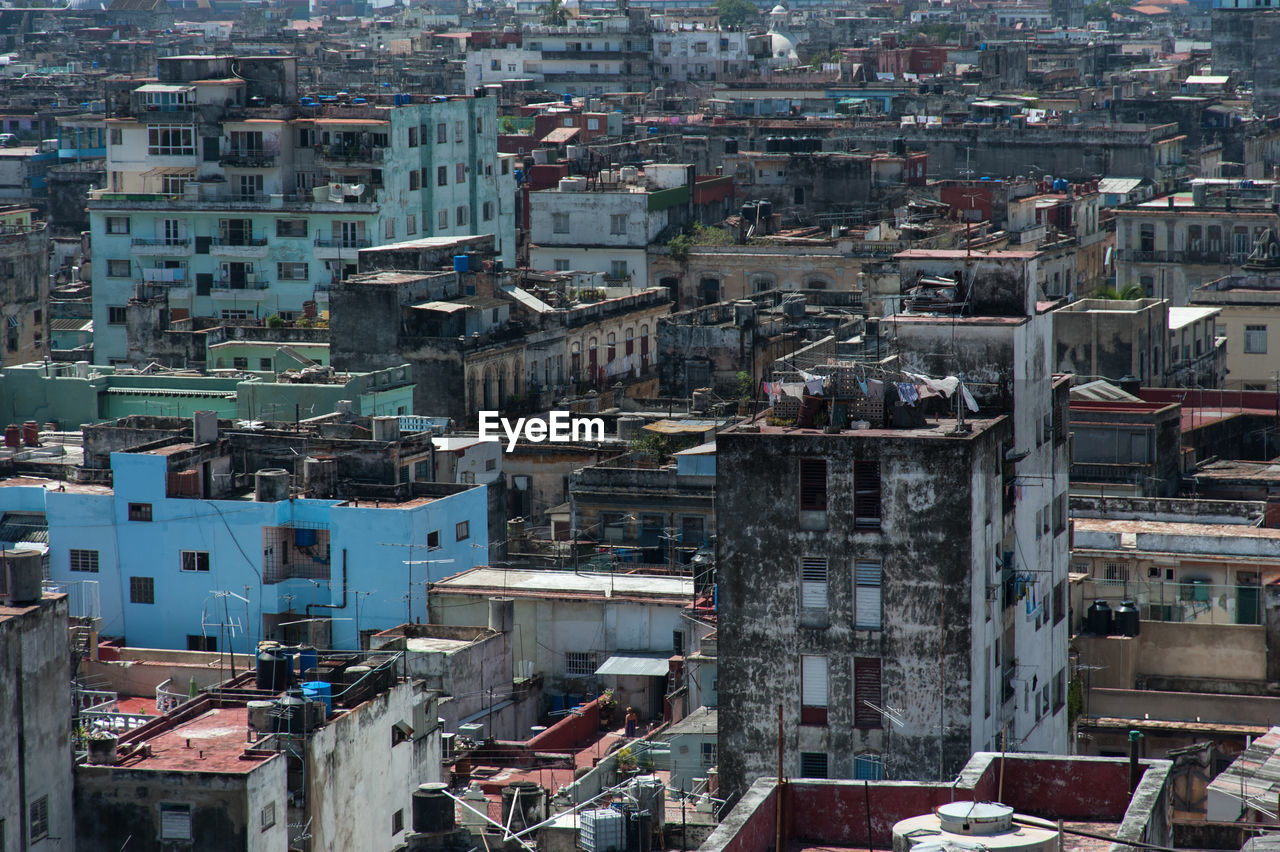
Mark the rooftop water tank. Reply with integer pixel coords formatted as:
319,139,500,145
892,803,1059,852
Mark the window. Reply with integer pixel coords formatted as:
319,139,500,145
456,162,466,183
439,209,449,230
427,530,440,550
385,218,396,240
106,216,130,234
106,306,128,326
261,802,276,831
393,809,405,835
610,214,627,235
485,457,496,471
1245,324,1268,354
854,753,884,780
799,752,828,779
552,213,570,234
408,126,418,147
233,357,248,370
854,460,881,527
565,651,595,676
181,550,210,572
477,116,484,133
160,804,192,841
455,120,464,142
437,166,448,186
107,259,131,278
1053,579,1065,624
406,213,417,236
854,561,882,629
70,549,99,573
148,125,195,156
437,122,447,144
853,657,882,729
410,170,420,190
128,502,152,522
798,458,827,511
260,358,272,371
1103,561,1130,584
456,520,470,541
29,796,48,843
701,741,717,766
483,201,494,221
130,576,155,604
277,262,309,281
800,557,828,609
1053,666,1066,712
609,260,628,280
457,206,468,226
554,259,570,271
110,127,122,146
187,634,216,651
800,655,828,725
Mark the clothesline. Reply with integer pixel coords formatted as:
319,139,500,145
762,366,980,413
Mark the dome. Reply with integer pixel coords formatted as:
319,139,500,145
769,31,797,60
770,3,787,13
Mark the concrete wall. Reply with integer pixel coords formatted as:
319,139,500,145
1089,687,1280,725
306,680,442,852
0,595,73,852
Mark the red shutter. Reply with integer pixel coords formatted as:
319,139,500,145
854,657,882,729
799,458,827,511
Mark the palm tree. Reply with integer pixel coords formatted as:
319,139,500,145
1089,283,1146,300
539,0,571,25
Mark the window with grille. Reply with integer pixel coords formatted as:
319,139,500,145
799,458,827,511
148,125,195,156
801,655,828,725
70,549,99,572
854,561,882,629
1103,562,1130,584
276,219,307,238
853,460,881,527
130,576,155,604
277,262,308,280
853,657,882,729
701,742,717,766
160,804,192,841
261,802,276,831
1245,325,1268,354
800,557,828,609
456,521,469,541
128,502,152,522
565,651,595,676
107,260,131,278
854,753,884,780
1053,579,1065,624
393,809,405,835
1053,666,1066,712
799,752,828,778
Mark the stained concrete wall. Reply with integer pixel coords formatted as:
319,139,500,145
1076,622,1265,688
0,594,73,852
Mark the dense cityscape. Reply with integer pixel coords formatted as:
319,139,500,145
0,0,1277,847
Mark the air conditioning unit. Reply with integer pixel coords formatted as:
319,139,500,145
458,722,486,741
441,731,457,760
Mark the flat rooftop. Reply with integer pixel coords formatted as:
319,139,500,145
1073,516,1280,542
114,704,273,774
732,415,1005,441
433,567,694,601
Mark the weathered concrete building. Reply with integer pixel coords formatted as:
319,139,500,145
1068,393,1183,497
0,587,73,852
1054,297,1174,386
1190,270,1280,390
0,205,49,367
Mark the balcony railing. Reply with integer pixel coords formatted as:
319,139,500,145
214,279,269,291
131,237,191,248
219,147,279,167
318,144,385,163
314,236,372,249
211,236,269,248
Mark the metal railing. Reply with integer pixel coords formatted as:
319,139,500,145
156,677,191,714
211,236,268,247
1080,577,1262,626
314,236,372,249
131,237,191,248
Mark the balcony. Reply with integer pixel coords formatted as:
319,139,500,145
212,279,270,299
219,146,279,168
317,144,385,166
210,236,270,259
131,237,192,257
313,236,371,259
1116,249,1184,264
139,267,187,285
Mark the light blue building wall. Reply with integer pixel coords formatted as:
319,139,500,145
7,450,489,652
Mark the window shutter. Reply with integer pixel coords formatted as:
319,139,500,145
854,561,882,629
801,655,828,707
853,460,881,526
799,458,827,511
801,557,828,609
854,657,882,728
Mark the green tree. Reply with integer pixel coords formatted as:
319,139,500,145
539,0,570,26
1084,0,1111,20
714,0,758,27
735,371,752,400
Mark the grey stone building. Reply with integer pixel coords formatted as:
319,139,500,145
0,206,49,367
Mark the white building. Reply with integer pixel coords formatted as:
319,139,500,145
652,26,750,83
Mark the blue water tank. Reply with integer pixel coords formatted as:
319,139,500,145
302,681,332,716
454,255,470,273
563,92,572,105
353,97,367,105
298,645,319,674
295,528,318,547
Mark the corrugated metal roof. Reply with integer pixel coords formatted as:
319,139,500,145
0,512,48,545
594,654,670,677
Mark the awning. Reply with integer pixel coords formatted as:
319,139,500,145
141,166,196,177
136,84,195,94
595,654,671,677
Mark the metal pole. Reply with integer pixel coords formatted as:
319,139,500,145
776,704,784,852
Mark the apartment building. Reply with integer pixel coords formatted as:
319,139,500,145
0,205,49,366
89,55,514,364
1113,179,1280,308
717,251,1072,792
651,26,750,83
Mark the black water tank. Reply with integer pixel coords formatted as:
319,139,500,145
724,138,738,154
1118,374,1141,396
412,783,455,833
1114,600,1141,637
256,648,292,692
741,201,757,221
275,690,309,736
893,136,907,155
1086,599,1113,635
757,200,773,227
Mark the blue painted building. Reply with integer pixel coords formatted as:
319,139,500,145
0,449,490,652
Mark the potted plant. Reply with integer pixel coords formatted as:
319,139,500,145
85,729,119,765
616,746,637,775
598,690,617,730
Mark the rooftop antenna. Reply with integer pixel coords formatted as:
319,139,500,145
206,590,248,679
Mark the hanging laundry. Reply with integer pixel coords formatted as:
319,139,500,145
896,383,919,405
905,372,960,398
961,384,980,413
856,377,868,395
867,379,884,398
805,378,824,396
916,383,942,400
